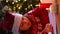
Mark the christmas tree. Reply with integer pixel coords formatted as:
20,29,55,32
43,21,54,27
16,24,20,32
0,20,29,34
0,0,40,21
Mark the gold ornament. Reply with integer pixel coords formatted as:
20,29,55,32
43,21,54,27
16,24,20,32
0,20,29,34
16,0,18,3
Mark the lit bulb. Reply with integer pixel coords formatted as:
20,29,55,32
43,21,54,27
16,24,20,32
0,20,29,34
16,1,18,3
16,4,19,7
24,0,26,1
30,4,32,6
18,6,22,9
6,0,8,2
12,2,14,4
25,8,27,10
18,0,20,1
14,7,15,8
18,7,20,9
28,5,30,8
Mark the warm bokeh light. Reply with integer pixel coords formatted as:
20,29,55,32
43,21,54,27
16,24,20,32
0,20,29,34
12,2,14,4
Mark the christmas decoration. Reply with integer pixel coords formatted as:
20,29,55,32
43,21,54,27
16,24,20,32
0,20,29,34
0,0,40,14
0,0,40,21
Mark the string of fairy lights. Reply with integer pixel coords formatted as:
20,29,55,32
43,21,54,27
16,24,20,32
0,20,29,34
0,0,40,20
5,0,27,11
0,0,40,14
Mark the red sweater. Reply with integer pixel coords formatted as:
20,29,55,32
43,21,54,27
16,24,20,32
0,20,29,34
23,3,52,34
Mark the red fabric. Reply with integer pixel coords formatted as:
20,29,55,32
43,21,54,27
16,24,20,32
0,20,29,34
1,12,15,31
23,3,52,34
23,12,38,34
39,3,51,9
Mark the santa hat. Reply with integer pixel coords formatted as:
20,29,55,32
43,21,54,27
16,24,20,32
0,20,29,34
12,13,23,34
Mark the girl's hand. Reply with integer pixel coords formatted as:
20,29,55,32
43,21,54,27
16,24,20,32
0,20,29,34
45,23,53,33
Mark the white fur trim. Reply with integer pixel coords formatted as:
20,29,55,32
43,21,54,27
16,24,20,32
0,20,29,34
12,13,23,34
